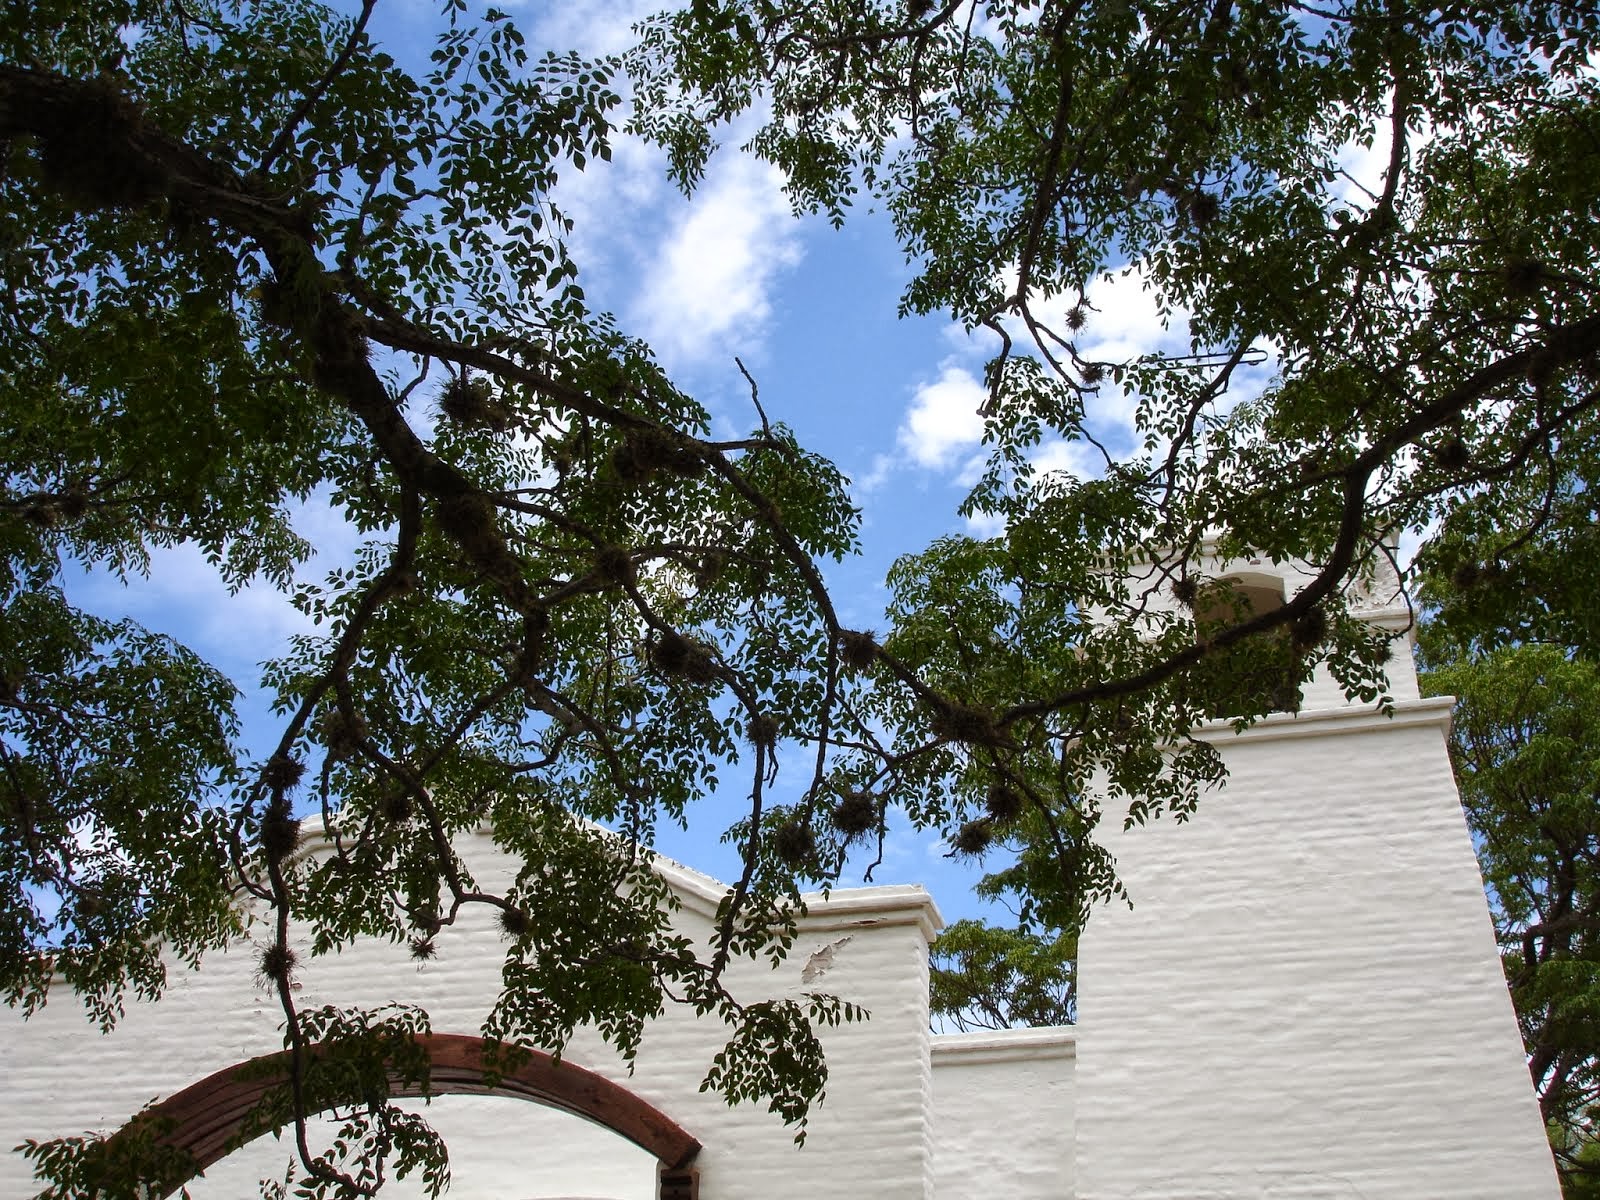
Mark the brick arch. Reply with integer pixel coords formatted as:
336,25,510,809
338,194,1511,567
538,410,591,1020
119,1032,699,1198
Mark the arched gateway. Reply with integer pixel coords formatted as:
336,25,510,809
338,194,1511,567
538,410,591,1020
114,1033,699,1200
3,864,958,1198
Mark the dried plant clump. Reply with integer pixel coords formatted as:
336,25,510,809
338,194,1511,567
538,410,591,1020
261,755,305,793
1290,607,1329,650
1500,256,1546,296
680,645,719,684
307,307,373,392
611,937,650,961
381,568,419,600
1526,348,1558,387
650,629,693,674
985,782,1024,824
693,549,729,589
1171,576,1200,607
838,629,878,671
256,269,313,334
593,543,636,588
525,604,551,635
259,797,302,863
378,791,414,825
55,489,89,521
746,713,780,746
38,80,171,210
830,790,879,837
610,426,675,482
1451,560,1483,589
498,906,531,939
930,700,1003,746
1188,191,1220,226
433,491,497,543
649,630,717,683
440,374,512,431
1433,436,1472,470
668,446,709,478
257,941,299,984
410,906,442,936
76,889,105,920
408,936,438,963
611,426,709,483
950,820,993,858
772,819,816,868
320,708,369,759
22,502,59,528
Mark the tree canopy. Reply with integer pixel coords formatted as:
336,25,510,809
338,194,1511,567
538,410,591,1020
4,0,1599,1194
1421,643,1600,1197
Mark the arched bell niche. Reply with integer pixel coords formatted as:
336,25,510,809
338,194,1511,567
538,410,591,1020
1192,570,1300,717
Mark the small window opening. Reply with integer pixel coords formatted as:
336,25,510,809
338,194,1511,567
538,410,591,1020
1193,574,1300,717
1195,578,1285,629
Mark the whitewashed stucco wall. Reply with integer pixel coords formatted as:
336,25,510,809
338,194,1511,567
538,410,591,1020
0,845,944,1200
930,1026,1075,1198
1075,699,1560,1200
196,1098,662,1199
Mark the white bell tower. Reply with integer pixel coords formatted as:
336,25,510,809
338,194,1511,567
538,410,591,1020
1074,547,1560,1199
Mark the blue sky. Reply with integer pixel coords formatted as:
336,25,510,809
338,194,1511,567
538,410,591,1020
66,0,1399,924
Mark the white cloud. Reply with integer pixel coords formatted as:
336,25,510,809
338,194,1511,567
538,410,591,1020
559,132,674,281
1032,437,1108,483
875,279,1176,499
938,260,1195,456
941,319,992,357
1334,132,1393,212
72,491,367,694
80,543,312,688
965,509,1007,539
852,453,896,495
1075,266,1189,367
509,5,809,373
896,362,989,472
517,0,661,60
629,155,805,367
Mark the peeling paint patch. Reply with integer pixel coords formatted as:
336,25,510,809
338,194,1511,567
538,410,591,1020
800,935,853,984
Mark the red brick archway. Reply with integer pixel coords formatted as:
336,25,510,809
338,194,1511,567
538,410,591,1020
116,1032,699,1198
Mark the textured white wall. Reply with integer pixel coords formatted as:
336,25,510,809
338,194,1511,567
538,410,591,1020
1075,698,1561,1200
930,1027,1075,1198
0,844,944,1200
192,1097,660,1199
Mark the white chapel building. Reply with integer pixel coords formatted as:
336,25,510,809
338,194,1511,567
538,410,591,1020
0,549,1562,1198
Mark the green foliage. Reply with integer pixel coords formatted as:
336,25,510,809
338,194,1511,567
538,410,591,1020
1418,457,1600,661
0,586,241,1027
3,1,870,1192
1422,643,1600,1195
626,0,1600,1060
699,993,866,1142
631,0,1600,697
18,1117,198,1200
6,0,1600,1193
930,918,1075,1030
